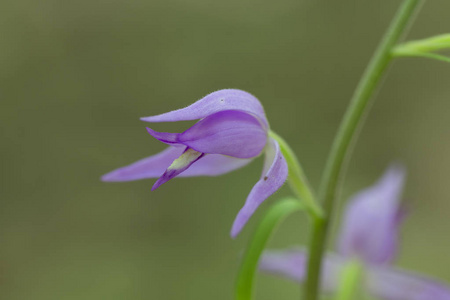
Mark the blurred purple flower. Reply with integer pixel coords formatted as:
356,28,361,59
102,89,288,237
259,166,450,300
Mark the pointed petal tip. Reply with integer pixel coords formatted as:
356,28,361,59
151,169,177,191
151,178,168,191
145,127,158,139
100,170,126,182
101,173,114,182
229,232,238,239
230,220,243,239
145,127,179,144
151,181,162,191
145,127,154,134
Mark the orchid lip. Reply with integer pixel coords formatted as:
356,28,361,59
151,148,205,191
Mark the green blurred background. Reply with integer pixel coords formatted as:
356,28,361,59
1,0,450,299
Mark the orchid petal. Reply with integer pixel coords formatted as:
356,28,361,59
102,146,184,182
337,165,406,265
147,110,267,158
259,248,308,282
230,138,288,238
141,89,268,127
259,248,345,292
102,146,253,182
182,154,253,177
367,266,450,300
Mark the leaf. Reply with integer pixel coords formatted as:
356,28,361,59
400,51,450,63
235,197,305,300
393,34,450,63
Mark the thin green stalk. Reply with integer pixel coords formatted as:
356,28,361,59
269,131,323,219
236,198,304,300
303,1,424,299
335,261,364,300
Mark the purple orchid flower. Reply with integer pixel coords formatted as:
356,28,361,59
259,166,450,300
102,89,288,237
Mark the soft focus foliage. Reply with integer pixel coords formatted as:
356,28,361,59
1,0,450,299
259,166,450,300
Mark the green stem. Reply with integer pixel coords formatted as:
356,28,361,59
335,261,364,300
269,131,323,219
303,1,423,299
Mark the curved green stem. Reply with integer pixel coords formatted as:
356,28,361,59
235,197,304,300
303,1,424,299
269,131,323,219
